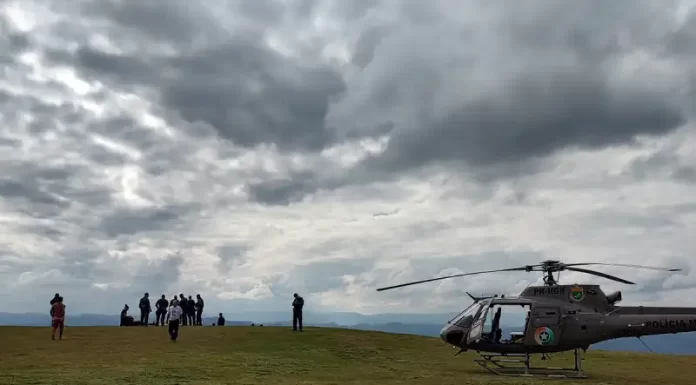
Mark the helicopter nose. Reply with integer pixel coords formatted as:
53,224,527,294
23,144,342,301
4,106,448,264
440,325,466,346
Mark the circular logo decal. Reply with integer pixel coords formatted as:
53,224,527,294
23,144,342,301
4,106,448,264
570,285,585,302
534,327,555,345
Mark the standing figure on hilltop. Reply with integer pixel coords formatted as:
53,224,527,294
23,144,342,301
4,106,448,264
195,294,204,325
50,296,66,340
178,294,188,326
139,293,151,326
292,293,304,332
217,313,225,326
155,295,168,326
166,299,183,341
187,295,196,326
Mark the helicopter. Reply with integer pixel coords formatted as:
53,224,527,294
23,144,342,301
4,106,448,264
376,260,694,378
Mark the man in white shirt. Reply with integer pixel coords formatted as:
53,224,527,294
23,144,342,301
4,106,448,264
166,299,183,341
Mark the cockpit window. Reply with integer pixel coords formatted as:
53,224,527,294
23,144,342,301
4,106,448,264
449,301,486,328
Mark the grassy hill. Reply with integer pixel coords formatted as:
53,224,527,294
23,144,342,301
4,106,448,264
1,326,695,385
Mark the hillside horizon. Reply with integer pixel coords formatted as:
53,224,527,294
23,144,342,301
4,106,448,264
3,310,696,355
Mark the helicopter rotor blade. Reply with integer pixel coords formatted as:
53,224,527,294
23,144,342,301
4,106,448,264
563,266,635,284
375,267,529,292
563,262,681,272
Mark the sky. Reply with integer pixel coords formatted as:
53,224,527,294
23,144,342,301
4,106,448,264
1,0,695,316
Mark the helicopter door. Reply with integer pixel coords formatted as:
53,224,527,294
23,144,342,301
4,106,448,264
466,305,489,344
525,306,561,347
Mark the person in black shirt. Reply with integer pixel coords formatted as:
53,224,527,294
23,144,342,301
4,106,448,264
138,293,151,326
178,294,188,326
217,313,225,326
187,295,196,326
155,295,169,326
292,293,304,332
195,294,204,325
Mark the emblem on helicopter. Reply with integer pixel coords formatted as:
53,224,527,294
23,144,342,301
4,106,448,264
569,285,585,302
534,326,555,345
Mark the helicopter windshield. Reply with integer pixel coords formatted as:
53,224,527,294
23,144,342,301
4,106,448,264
449,301,486,328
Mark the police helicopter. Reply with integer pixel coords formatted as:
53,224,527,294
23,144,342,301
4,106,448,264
376,260,693,378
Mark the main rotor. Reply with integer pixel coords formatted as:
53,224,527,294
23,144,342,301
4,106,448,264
375,260,681,292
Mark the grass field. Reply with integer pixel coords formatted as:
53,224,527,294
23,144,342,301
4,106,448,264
1,326,695,385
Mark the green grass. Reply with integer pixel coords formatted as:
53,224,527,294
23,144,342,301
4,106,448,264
1,326,694,385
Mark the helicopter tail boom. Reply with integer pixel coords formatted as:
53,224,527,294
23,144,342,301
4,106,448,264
608,308,696,339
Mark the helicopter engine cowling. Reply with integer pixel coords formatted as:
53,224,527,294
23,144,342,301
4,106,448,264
606,290,622,305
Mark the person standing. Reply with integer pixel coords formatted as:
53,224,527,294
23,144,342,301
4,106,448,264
50,296,66,340
155,295,168,326
166,299,183,342
187,295,196,326
50,293,60,305
217,313,225,326
195,294,204,326
139,293,151,326
292,293,304,332
178,294,188,326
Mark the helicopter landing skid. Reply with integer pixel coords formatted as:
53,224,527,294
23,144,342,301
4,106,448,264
473,349,587,379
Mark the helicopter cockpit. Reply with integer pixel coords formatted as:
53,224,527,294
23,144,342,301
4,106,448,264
475,298,533,344
440,297,533,348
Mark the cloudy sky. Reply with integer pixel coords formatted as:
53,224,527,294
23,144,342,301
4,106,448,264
1,0,695,316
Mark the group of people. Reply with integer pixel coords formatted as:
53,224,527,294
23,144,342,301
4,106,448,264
125,293,206,327
47,291,304,342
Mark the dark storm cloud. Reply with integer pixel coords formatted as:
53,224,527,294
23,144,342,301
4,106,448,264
96,205,189,237
246,174,320,205
626,151,696,184
39,0,693,207
45,0,348,152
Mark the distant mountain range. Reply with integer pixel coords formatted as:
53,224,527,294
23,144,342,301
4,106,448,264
2,312,694,355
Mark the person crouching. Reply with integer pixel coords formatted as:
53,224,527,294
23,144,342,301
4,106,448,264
166,299,183,342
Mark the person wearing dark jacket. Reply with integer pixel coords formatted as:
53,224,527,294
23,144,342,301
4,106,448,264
187,295,196,326
217,313,225,326
138,293,151,326
292,293,304,331
178,294,188,326
195,294,204,325
155,295,169,326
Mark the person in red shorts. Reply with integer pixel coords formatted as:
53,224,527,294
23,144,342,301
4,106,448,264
50,296,66,340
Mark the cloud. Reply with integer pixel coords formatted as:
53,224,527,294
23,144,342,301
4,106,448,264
0,0,695,316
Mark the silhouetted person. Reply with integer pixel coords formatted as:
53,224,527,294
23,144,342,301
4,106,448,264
120,304,130,326
292,293,304,331
195,294,204,325
50,293,60,305
178,294,188,326
187,295,196,325
155,295,168,326
139,292,151,326
490,307,502,343
217,313,225,326
166,299,183,341
50,296,66,340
